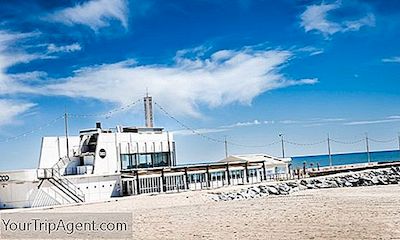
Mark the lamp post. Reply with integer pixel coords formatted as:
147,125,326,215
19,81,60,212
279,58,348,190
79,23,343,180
365,132,371,164
327,133,332,167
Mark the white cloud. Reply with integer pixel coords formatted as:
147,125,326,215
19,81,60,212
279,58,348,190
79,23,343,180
0,100,36,127
48,0,129,31
382,57,400,63
300,3,375,37
297,46,324,56
221,120,262,128
43,47,318,117
344,118,400,125
173,128,228,136
0,30,43,95
47,43,82,53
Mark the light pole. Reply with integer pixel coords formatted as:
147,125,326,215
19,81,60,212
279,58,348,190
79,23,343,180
279,133,285,158
398,132,400,151
365,132,370,164
224,136,228,158
327,133,332,167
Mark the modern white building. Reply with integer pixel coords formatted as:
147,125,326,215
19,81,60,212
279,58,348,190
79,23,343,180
0,96,291,209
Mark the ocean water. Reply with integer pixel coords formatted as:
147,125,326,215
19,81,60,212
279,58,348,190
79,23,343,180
291,149,400,168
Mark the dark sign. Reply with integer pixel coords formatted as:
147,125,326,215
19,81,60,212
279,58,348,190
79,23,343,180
99,149,107,158
0,175,9,182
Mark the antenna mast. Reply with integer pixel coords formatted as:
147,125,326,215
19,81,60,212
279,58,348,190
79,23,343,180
144,92,154,128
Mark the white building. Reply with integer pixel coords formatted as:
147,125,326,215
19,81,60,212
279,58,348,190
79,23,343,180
0,96,291,209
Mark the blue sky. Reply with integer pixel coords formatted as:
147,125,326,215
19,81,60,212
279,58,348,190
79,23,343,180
0,0,400,170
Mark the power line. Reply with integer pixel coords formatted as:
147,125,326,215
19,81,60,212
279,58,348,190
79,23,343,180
0,115,64,143
154,101,281,148
330,138,365,145
284,139,327,146
68,98,142,119
368,137,397,143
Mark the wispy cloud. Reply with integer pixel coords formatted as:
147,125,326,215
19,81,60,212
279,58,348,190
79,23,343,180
0,30,44,94
47,0,129,31
344,117,400,125
47,43,82,53
220,120,262,128
172,128,228,136
0,100,36,127
280,118,345,125
42,46,317,117
300,2,375,37
297,46,324,56
382,56,400,63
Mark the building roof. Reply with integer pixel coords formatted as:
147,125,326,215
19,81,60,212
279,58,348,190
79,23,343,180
219,154,290,166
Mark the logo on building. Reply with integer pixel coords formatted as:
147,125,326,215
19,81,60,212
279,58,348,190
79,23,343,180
0,175,9,182
99,149,107,158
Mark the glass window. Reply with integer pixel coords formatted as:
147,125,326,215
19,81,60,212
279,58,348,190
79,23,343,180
121,154,130,170
153,153,169,167
139,154,148,168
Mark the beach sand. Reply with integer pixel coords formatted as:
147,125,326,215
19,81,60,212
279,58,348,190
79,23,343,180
40,184,400,240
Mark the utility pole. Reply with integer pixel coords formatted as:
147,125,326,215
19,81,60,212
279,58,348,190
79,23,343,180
279,133,285,158
398,132,400,151
327,133,332,167
64,107,70,159
224,136,228,158
365,132,370,164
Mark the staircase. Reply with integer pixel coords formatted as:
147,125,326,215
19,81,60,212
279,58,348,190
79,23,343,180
37,157,85,203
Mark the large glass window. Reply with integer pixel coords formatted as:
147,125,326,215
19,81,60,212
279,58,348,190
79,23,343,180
121,152,171,169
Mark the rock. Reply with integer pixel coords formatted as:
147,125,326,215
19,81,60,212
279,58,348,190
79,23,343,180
267,186,279,195
250,187,261,194
344,181,353,187
371,176,379,185
300,179,308,186
278,184,290,193
306,184,315,189
377,176,388,185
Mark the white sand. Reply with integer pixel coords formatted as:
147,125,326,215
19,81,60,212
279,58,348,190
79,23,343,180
33,184,400,240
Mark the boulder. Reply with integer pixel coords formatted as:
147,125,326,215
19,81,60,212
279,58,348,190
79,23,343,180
267,186,279,195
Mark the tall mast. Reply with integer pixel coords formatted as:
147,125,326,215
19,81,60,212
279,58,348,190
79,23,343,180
144,93,154,128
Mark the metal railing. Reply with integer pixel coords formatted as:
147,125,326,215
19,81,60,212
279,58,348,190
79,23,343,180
37,168,85,202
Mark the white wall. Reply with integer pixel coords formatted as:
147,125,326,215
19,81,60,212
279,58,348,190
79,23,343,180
38,136,80,168
0,174,121,209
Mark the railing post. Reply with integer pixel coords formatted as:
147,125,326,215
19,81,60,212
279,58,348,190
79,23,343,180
135,170,140,195
226,163,231,185
206,166,210,188
161,168,166,193
184,167,189,190
262,161,267,181
245,161,249,183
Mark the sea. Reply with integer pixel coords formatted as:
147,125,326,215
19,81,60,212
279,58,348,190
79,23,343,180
291,149,400,168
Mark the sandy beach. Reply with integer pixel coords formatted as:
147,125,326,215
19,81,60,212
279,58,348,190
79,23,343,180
34,183,400,240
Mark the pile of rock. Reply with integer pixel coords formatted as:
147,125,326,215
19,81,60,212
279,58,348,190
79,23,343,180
209,167,400,202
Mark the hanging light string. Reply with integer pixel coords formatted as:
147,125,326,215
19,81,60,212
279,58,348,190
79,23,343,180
329,138,365,145
368,137,398,143
154,101,281,148
68,98,143,119
284,139,327,146
0,98,143,144
0,115,64,143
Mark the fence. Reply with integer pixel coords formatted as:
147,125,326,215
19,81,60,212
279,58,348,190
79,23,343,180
121,163,298,196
